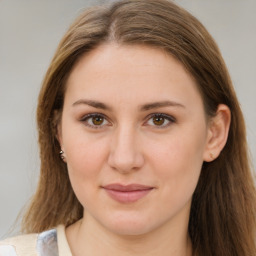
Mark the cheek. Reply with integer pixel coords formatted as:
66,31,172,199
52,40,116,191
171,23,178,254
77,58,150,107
66,142,107,176
62,126,109,183
146,136,204,218
63,134,110,207
146,128,206,190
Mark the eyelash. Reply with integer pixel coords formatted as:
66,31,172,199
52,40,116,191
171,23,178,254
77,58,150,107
80,113,110,129
80,113,176,129
144,113,176,128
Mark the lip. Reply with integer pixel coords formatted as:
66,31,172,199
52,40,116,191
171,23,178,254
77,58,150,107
102,183,154,203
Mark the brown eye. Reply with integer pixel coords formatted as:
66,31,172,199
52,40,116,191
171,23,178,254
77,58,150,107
81,113,110,129
92,116,104,125
152,116,165,126
145,113,175,128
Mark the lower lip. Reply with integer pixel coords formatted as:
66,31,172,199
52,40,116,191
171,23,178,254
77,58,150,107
104,189,152,203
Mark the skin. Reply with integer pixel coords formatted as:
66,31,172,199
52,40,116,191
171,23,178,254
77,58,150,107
58,43,230,256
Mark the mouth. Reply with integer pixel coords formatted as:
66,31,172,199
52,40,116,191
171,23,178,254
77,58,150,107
101,183,154,203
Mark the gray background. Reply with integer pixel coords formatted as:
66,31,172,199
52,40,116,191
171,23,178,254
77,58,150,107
1,0,255,238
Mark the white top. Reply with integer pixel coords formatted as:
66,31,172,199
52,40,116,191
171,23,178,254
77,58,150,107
0,225,72,256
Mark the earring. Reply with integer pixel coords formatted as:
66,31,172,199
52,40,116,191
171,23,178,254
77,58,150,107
59,150,65,161
210,153,214,159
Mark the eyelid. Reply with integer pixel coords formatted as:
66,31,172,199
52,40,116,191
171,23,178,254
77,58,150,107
144,113,176,128
79,112,175,129
80,113,111,129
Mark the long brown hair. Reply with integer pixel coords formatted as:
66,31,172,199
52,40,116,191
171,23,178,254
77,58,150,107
22,0,256,255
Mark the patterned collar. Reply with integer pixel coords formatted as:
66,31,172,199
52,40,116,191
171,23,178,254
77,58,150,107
0,228,59,256
37,229,58,256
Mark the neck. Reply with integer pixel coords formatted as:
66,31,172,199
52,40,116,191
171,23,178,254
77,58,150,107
66,214,192,256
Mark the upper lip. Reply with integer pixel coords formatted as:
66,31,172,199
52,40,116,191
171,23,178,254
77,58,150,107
102,183,154,192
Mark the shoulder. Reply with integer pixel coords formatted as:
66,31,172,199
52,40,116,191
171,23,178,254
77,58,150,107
0,225,71,256
0,227,59,256
0,233,38,256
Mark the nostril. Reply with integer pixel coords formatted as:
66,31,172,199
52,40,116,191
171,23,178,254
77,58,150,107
107,129,145,172
107,148,144,173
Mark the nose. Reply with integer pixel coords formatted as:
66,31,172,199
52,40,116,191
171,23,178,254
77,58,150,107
107,126,144,174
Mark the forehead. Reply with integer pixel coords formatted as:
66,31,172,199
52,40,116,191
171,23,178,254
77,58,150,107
68,43,192,81
65,43,203,109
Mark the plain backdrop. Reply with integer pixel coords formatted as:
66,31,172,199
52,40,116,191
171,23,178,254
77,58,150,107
0,0,255,238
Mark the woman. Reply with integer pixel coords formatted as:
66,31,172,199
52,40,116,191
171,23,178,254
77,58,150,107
0,0,255,255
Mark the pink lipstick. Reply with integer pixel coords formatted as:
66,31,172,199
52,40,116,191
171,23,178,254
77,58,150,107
102,184,153,203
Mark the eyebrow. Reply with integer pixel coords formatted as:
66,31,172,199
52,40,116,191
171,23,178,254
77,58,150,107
72,99,185,111
140,101,185,111
72,99,112,110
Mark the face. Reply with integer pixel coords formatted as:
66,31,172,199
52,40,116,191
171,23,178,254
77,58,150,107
59,43,211,236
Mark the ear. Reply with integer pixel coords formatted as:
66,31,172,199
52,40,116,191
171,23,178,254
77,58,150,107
53,110,64,149
53,110,67,163
57,122,63,148
203,104,231,162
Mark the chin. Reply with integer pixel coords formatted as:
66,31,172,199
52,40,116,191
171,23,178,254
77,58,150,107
100,213,160,236
107,223,153,236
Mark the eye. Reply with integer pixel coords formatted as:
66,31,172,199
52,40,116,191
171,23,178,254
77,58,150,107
80,113,110,129
145,113,175,128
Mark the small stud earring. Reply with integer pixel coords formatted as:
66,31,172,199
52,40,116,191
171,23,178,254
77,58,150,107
59,150,65,161
210,153,214,159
